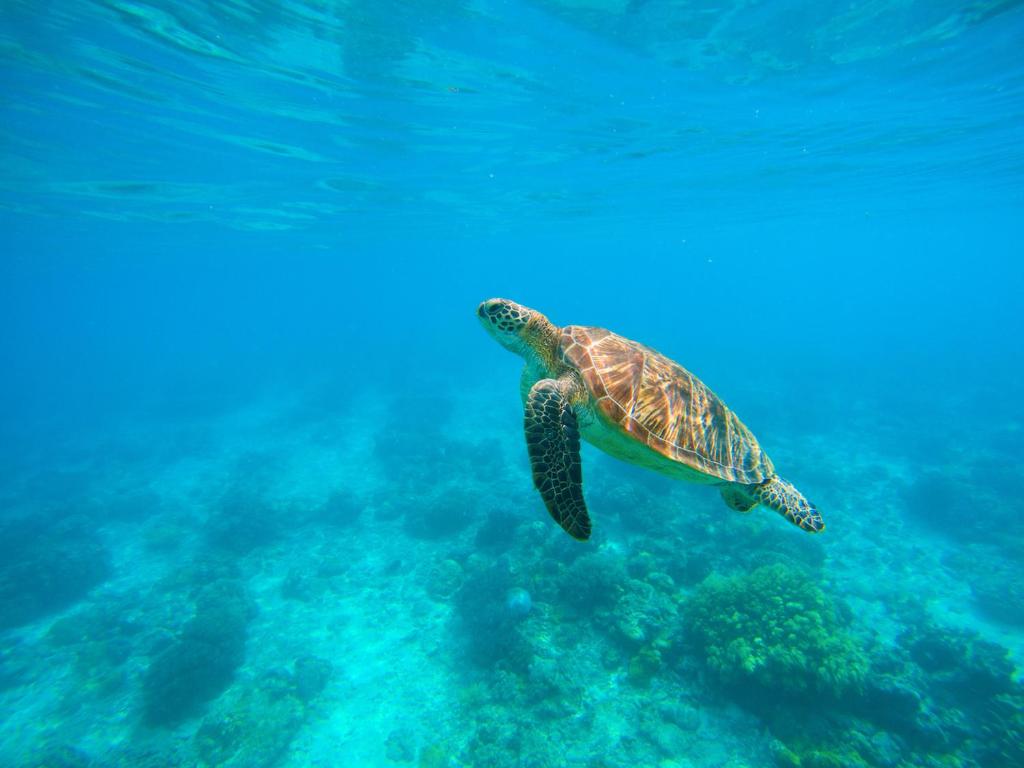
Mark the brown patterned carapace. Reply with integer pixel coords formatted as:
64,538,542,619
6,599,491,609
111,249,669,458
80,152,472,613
559,326,774,485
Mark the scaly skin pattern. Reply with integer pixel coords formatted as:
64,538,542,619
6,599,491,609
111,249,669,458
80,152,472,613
753,476,825,532
558,326,774,485
524,378,591,540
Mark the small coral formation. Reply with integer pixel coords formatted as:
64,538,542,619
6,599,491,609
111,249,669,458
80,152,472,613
684,564,868,701
141,579,252,726
0,515,111,630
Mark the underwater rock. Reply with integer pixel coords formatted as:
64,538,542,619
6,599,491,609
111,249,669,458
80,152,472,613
0,516,111,630
658,700,701,732
142,636,243,726
194,679,306,768
402,497,473,540
316,490,362,527
204,484,286,554
100,487,164,522
292,655,333,702
417,743,449,768
425,559,464,601
684,564,868,703
453,560,545,669
627,645,662,688
906,624,1014,699
557,550,628,613
639,708,692,758
505,587,532,619
28,744,93,768
612,578,676,647
0,650,29,691
966,554,1024,627
281,566,320,602
864,731,902,768
141,579,251,726
142,519,189,553
475,508,525,550
856,673,922,732
979,688,1024,767
641,538,713,587
386,727,417,762
901,471,988,541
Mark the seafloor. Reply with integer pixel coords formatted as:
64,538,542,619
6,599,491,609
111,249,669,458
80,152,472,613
0,378,1021,768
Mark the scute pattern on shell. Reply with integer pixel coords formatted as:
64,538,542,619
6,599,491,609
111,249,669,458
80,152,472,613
559,326,774,484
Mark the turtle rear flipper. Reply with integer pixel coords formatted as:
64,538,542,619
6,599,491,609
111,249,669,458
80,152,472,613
525,377,590,541
754,477,824,533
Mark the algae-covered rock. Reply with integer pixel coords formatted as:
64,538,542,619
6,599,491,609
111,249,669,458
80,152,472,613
684,564,868,701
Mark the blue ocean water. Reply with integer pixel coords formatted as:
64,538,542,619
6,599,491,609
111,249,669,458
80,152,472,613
1,1,1023,766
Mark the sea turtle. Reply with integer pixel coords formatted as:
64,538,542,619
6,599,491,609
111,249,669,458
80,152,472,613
477,298,824,540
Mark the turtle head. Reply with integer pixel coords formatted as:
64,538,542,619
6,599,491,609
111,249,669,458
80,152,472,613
477,298,551,358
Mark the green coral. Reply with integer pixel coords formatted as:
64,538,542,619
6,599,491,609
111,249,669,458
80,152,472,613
685,564,868,699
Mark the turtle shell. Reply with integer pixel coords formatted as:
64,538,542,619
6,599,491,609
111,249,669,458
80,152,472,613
559,326,774,484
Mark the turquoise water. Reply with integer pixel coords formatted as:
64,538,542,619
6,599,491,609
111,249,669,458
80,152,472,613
1,1,1023,766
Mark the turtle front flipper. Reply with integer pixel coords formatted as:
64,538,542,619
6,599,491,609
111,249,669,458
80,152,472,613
754,477,824,533
524,377,591,541
720,485,757,512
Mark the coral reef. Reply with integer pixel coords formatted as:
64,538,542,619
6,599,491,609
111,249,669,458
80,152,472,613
141,579,252,726
684,564,869,702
